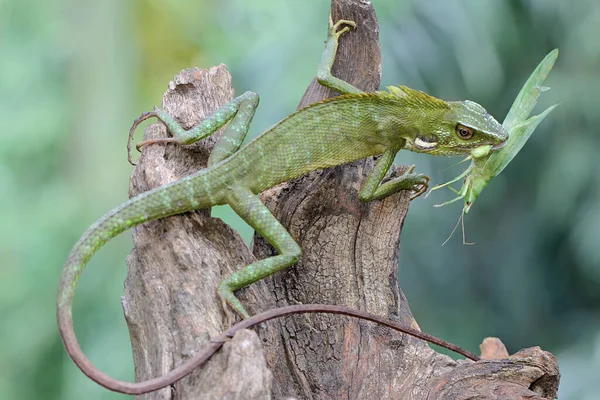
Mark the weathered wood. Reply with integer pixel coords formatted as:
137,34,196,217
122,0,560,398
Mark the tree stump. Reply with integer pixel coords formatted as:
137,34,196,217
122,0,560,399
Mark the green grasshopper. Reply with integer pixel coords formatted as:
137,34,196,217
426,49,559,244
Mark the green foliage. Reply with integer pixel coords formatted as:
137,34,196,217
1,0,598,398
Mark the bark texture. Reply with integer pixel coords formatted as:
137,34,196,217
123,0,560,399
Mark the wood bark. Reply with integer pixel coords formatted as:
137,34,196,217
123,0,560,399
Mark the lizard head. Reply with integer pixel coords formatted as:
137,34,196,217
389,87,508,156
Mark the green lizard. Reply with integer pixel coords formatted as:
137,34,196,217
57,19,508,381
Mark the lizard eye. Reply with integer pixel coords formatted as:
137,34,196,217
456,124,474,140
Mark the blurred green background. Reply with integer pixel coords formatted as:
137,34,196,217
1,0,598,398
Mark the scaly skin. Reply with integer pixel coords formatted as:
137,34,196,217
57,19,508,391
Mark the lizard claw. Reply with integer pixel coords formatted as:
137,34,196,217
410,175,430,200
127,110,159,165
221,297,237,328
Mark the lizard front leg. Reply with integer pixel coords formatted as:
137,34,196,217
127,91,259,165
359,148,430,202
316,17,362,95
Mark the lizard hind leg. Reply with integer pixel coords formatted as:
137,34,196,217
127,91,259,165
208,91,259,166
218,188,302,322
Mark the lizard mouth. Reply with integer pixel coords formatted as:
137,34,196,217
492,140,508,150
413,136,438,151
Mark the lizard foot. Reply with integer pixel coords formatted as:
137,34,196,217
220,297,237,328
329,16,357,39
219,293,248,328
128,110,158,165
384,166,430,200
127,109,180,165
403,166,430,200
410,175,430,200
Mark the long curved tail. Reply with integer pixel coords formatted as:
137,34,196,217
56,174,214,391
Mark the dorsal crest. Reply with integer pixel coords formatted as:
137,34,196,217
387,85,449,109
